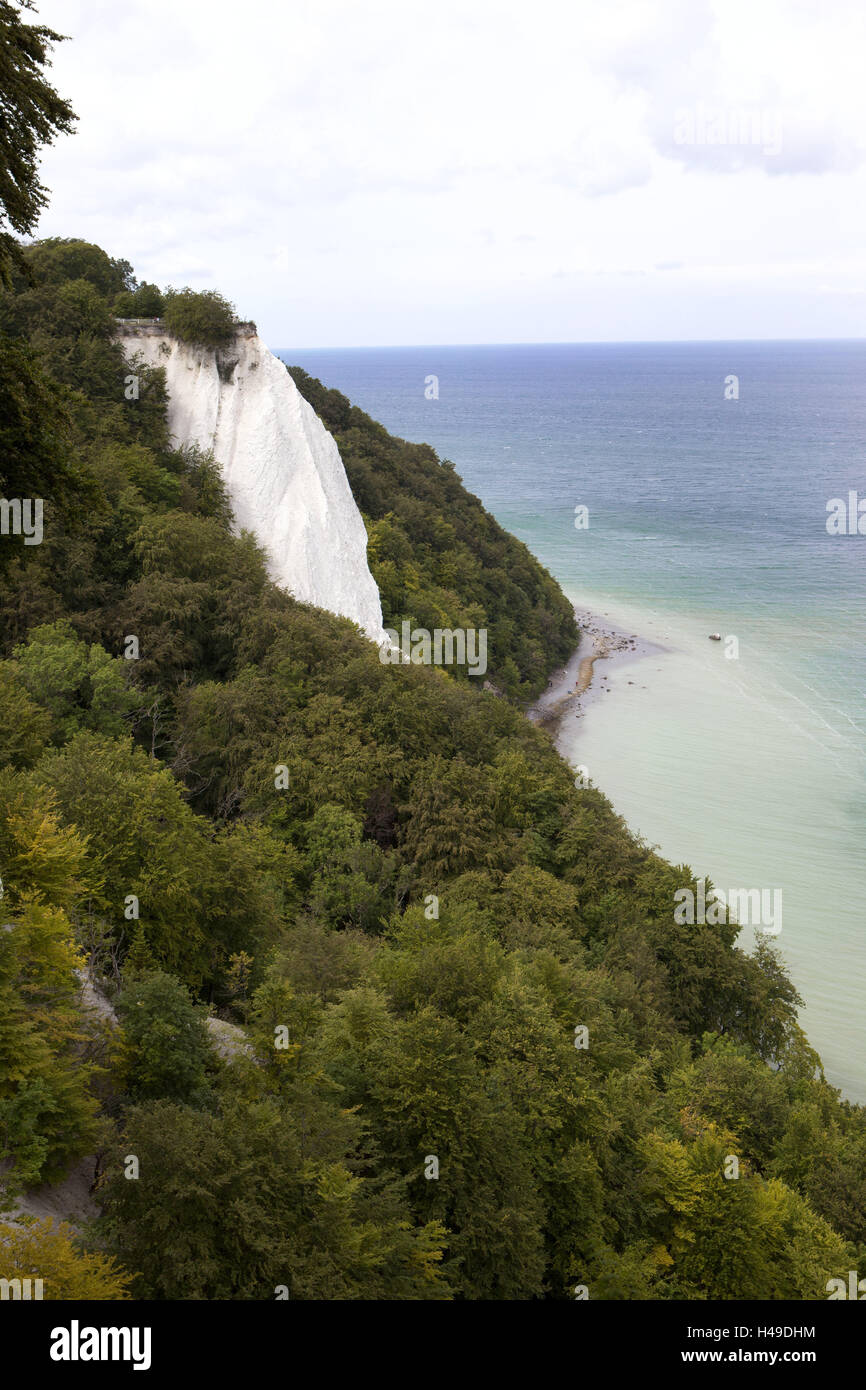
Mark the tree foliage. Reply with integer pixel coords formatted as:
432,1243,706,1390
163,287,237,347
0,775,100,1195
0,235,863,1300
115,970,214,1106
0,3,76,283
0,1216,131,1298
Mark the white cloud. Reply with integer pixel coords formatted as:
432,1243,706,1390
30,0,866,344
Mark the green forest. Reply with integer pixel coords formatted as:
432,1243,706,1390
1,0,865,1304
2,234,866,1301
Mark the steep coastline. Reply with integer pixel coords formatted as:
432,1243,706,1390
5,242,865,1300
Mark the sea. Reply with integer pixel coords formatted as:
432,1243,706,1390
278,341,866,1102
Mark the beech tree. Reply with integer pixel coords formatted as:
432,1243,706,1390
115,970,214,1106
0,1,76,283
0,776,100,1193
163,288,237,348
0,1217,131,1299
97,1098,450,1300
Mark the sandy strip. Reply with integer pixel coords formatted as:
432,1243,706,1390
527,608,664,736
575,641,609,695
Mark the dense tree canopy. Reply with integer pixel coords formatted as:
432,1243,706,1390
163,287,237,347
0,1217,130,1298
113,282,165,318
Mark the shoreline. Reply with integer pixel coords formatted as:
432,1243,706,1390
527,606,667,739
530,599,866,1106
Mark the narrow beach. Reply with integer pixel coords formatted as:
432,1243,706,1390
527,607,664,739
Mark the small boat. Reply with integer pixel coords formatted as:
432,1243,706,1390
708,632,722,641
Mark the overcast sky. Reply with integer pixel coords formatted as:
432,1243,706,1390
32,0,866,348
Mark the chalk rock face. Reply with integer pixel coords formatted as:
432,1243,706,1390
116,322,386,643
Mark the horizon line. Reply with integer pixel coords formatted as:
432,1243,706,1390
274,335,866,353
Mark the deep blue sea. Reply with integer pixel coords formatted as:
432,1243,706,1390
279,342,866,1100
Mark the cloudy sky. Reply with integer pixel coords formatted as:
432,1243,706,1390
32,0,866,347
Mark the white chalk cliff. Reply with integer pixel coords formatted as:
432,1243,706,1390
116,322,386,643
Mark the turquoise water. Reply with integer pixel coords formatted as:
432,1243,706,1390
281,342,866,1100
